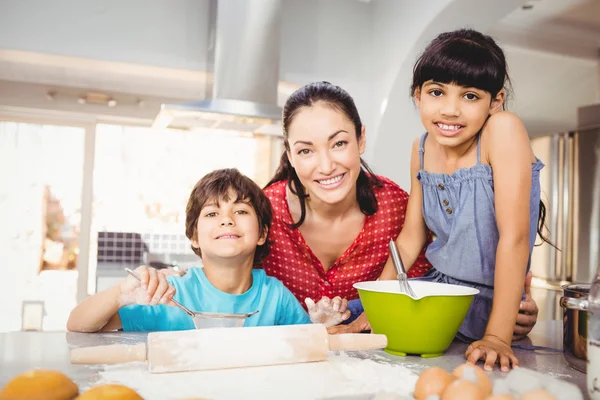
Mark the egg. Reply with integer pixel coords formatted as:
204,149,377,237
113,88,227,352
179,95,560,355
414,367,456,400
452,363,493,396
520,389,557,400
441,379,485,400
486,395,516,400
77,384,143,399
0,369,78,400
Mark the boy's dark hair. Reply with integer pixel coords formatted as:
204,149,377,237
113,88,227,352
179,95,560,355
185,168,272,266
265,81,382,229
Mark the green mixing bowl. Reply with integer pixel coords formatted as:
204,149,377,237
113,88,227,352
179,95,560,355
354,280,479,358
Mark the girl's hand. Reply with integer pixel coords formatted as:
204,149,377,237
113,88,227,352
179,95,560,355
465,334,519,372
119,266,176,307
305,296,351,327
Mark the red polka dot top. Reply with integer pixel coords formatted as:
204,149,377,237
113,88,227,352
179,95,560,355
262,176,432,306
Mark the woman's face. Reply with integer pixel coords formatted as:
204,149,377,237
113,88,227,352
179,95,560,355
286,102,366,206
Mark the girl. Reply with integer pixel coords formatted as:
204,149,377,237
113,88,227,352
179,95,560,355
378,28,547,371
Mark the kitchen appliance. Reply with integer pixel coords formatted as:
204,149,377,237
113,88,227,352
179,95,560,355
529,103,600,321
560,283,590,373
153,0,284,135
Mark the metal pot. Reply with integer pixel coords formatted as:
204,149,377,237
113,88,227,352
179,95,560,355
560,283,590,373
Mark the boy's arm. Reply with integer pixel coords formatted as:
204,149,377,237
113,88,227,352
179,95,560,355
67,266,177,332
66,283,124,332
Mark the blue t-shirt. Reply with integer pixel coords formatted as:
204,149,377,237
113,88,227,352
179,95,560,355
118,268,310,331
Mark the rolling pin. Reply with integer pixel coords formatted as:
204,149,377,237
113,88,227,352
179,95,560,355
71,324,387,373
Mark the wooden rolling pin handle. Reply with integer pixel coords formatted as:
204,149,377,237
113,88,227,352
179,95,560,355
327,333,388,352
70,343,147,364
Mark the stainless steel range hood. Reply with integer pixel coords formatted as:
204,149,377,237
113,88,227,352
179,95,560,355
152,0,283,135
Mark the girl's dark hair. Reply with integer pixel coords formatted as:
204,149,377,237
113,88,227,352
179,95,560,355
265,81,382,228
411,28,511,101
411,28,552,246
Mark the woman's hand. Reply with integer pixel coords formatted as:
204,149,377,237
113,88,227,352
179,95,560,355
465,334,519,372
119,266,176,307
326,312,371,334
513,270,538,340
305,296,351,327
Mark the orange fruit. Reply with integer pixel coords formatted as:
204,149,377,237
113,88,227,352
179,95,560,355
0,369,78,400
76,384,143,399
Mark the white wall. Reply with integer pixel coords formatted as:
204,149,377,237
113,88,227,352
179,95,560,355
0,0,210,70
279,0,374,129
502,45,599,137
369,0,452,136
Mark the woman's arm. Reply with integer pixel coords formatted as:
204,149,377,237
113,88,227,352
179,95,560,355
380,137,430,280
466,112,533,371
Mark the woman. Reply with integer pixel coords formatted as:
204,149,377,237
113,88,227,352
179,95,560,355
262,81,538,338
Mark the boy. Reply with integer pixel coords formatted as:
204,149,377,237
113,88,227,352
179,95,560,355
67,168,348,332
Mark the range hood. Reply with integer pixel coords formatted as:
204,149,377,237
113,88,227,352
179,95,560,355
152,0,283,136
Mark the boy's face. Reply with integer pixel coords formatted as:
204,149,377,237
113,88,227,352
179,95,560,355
191,189,267,262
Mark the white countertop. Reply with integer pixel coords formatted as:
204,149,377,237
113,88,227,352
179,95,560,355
0,321,586,399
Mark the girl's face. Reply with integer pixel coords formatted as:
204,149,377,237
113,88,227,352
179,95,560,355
286,102,366,206
414,81,504,148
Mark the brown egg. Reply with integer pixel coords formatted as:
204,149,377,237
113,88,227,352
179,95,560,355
414,367,456,400
441,379,485,400
452,363,493,397
486,395,516,400
520,389,557,400
0,369,78,400
76,384,143,399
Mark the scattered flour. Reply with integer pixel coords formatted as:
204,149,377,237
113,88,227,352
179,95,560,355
545,371,573,379
88,353,418,400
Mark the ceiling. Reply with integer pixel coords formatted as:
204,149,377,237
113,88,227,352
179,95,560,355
491,0,600,59
488,0,600,136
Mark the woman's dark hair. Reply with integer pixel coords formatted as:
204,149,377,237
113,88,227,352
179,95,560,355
186,168,272,266
265,81,382,228
411,28,553,246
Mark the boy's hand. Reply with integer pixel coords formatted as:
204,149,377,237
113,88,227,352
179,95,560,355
465,334,519,372
305,296,351,328
119,266,176,307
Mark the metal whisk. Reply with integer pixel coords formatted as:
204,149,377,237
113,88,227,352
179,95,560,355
388,239,417,297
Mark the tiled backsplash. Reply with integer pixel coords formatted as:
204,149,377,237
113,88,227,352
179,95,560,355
97,231,195,266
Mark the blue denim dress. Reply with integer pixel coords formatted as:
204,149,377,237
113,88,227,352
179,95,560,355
348,131,544,342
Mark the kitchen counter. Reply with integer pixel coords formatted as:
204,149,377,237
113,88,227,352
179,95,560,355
0,321,586,399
